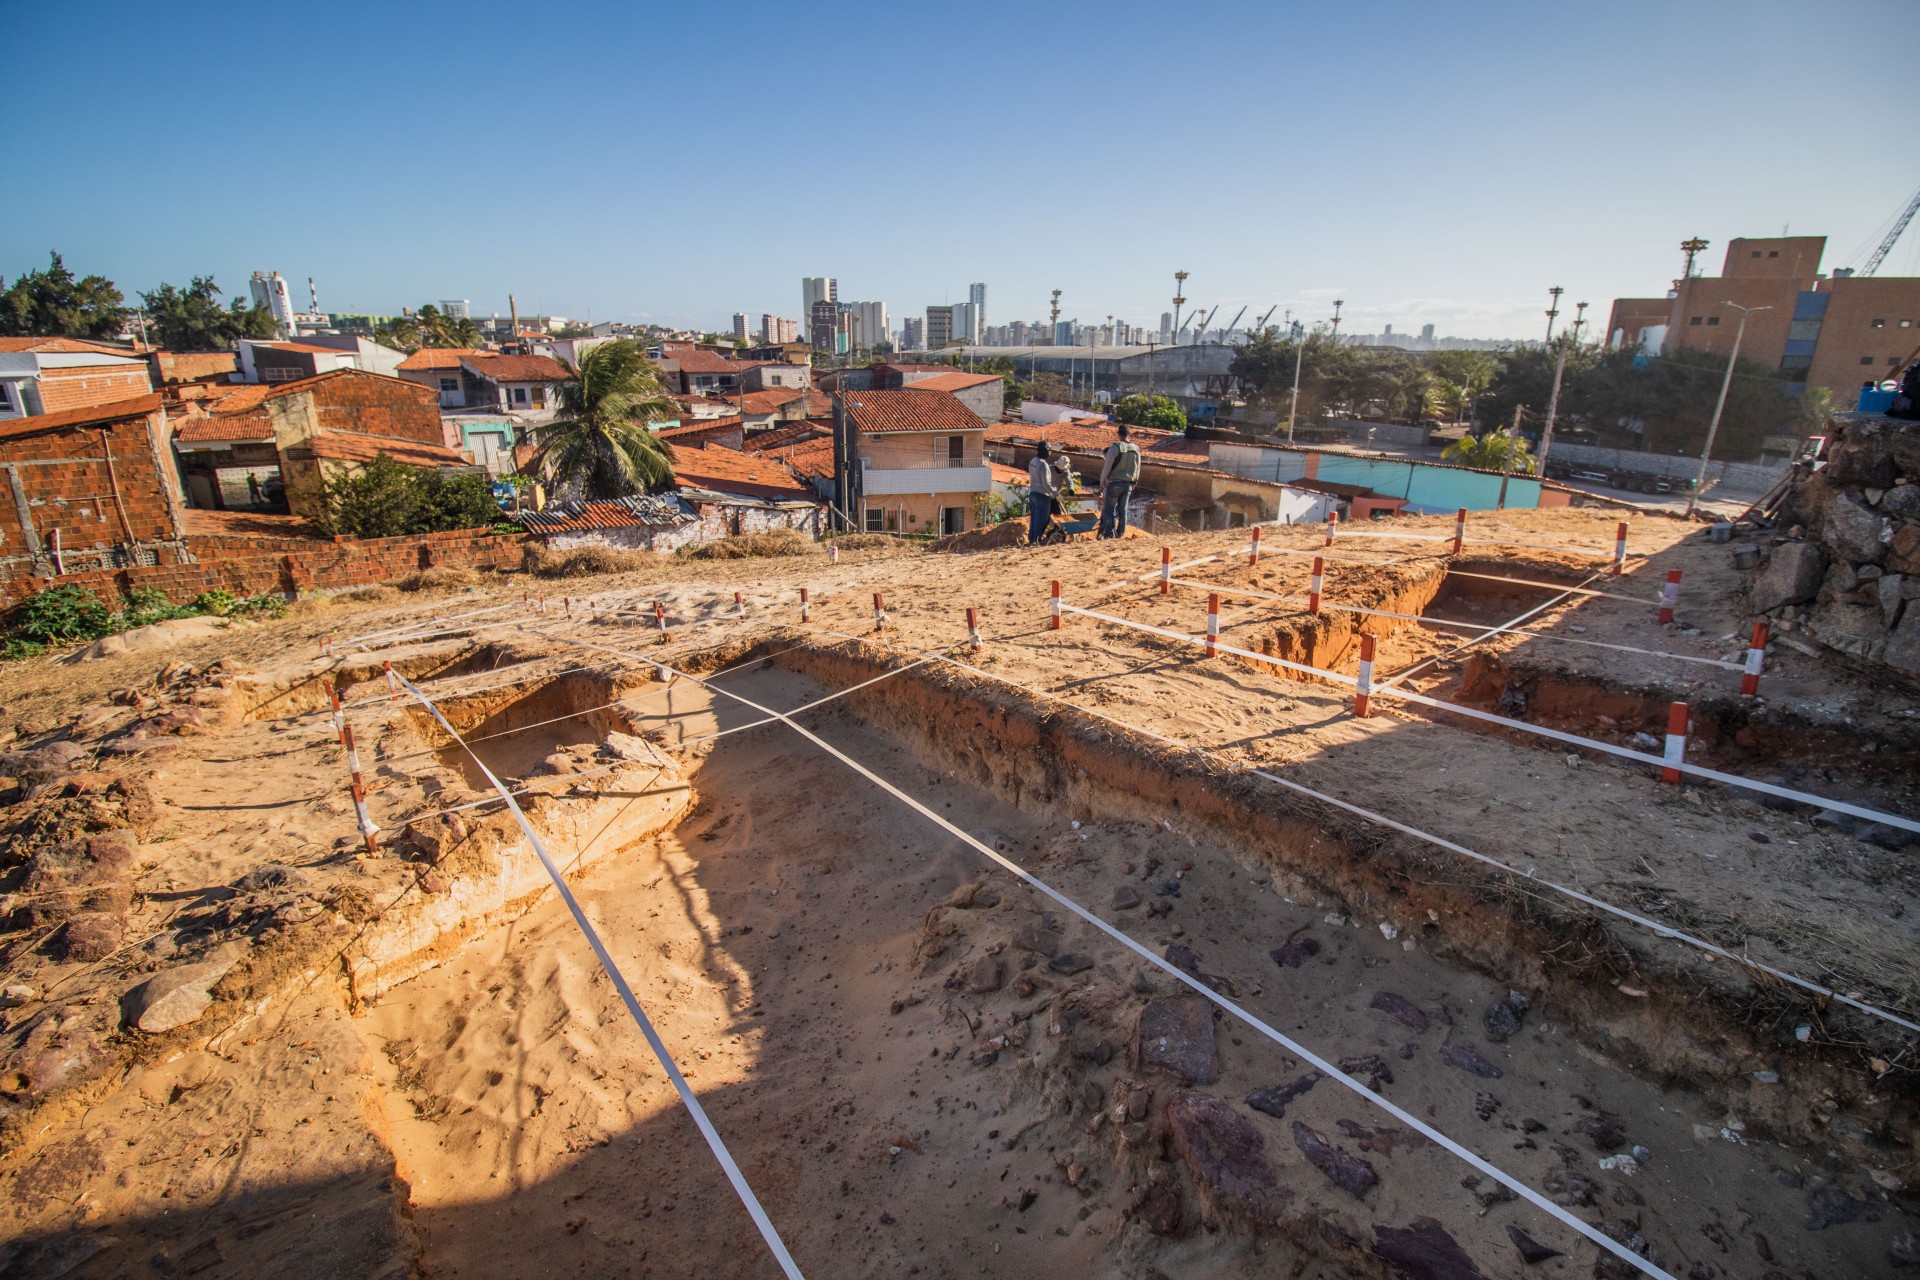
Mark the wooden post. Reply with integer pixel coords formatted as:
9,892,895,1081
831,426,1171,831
1249,525,1261,566
1611,522,1628,575
1325,510,1339,546
966,607,982,652
1160,546,1172,595
1049,581,1062,630
1452,508,1466,555
342,723,379,852
800,586,811,624
873,592,886,632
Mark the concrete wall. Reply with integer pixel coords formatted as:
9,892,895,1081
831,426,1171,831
859,490,978,534
1209,442,1553,512
543,502,821,554
1545,442,1786,494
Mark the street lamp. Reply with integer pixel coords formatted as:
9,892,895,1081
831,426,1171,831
1685,302,1771,518
1286,318,1306,443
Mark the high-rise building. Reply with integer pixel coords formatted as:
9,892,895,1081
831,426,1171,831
846,300,890,352
731,312,750,341
1053,320,1074,347
810,300,849,354
902,317,926,350
441,299,471,320
802,277,837,344
1159,312,1173,345
968,282,987,335
249,271,296,336
925,306,954,350
760,314,800,344
1421,324,1435,343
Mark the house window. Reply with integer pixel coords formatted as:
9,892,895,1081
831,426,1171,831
864,507,885,533
1689,316,1703,325
1873,319,1887,328
947,435,965,466
512,387,528,404
1706,316,1720,326
262,366,300,381
439,377,458,392
1768,250,1780,258
0,384,12,412
1863,356,1877,365
532,387,545,409
1903,320,1914,328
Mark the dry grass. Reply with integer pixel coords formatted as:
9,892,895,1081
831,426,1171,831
396,567,485,593
524,544,669,579
831,533,918,553
338,585,401,604
677,530,816,560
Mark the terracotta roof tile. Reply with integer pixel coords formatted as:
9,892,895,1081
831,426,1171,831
292,432,473,468
0,337,138,356
726,387,806,414
657,416,743,440
461,354,572,383
174,415,274,443
671,444,814,501
260,341,347,355
397,347,488,371
0,393,163,440
762,437,834,481
903,371,1002,392
842,390,985,435
518,494,693,532
744,421,828,453
983,419,1172,453
659,345,749,375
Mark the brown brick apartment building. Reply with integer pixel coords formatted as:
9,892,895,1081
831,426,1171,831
1608,235,1920,401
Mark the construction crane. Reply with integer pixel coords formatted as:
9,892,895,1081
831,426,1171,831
1255,305,1278,333
1862,183,1920,277
1218,305,1248,344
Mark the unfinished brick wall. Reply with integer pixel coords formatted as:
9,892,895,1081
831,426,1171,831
289,377,443,446
0,526,530,609
0,409,184,581
36,366,155,414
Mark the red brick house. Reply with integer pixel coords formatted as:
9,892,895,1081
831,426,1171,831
0,338,155,421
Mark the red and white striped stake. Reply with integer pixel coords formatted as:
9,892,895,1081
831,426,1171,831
654,599,667,635
1049,581,1062,631
341,723,379,852
966,607,982,652
1452,508,1467,555
1740,622,1769,696
735,590,747,621
873,591,887,631
800,587,811,624
320,634,334,658
1658,569,1682,624
1611,522,1628,575
326,682,345,743
830,543,840,565
1325,510,1340,546
1662,701,1689,783
1308,556,1325,615
1249,526,1261,566
1160,546,1172,595
1354,634,1376,717
384,660,399,700
1205,592,1220,657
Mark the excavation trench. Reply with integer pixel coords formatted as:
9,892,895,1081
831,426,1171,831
355,640,1911,1280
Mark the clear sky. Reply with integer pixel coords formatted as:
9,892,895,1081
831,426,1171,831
6,0,1916,341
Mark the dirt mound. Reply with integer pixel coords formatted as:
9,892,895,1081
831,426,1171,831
932,521,1027,553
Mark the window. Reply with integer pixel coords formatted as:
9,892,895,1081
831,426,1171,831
864,507,885,533
1706,316,1720,326
1903,320,1914,328
1863,356,1877,365
1768,250,1780,258
439,377,458,392
1873,319,1887,328
947,435,965,466
1689,316,1703,326
512,387,528,404
1750,251,1761,259
262,366,300,381
0,383,12,412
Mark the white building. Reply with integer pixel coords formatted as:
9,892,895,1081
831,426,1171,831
846,300,890,351
440,299,471,319
249,271,296,337
968,282,987,335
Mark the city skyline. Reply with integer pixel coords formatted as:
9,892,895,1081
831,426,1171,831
5,0,1915,342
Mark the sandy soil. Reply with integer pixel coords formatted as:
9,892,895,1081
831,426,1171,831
1,508,1917,1279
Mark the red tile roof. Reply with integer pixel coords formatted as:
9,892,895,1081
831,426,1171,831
660,345,748,375
657,416,743,440
174,415,275,443
984,419,1172,454
726,387,807,414
397,347,488,372
518,494,693,532
461,354,571,383
904,371,1002,393
1147,436,1209,456
842,390,985,435
205,369,432,414
293,432,473,468
0,337,139,357
989,461,1027,485
762,437,834,481
0,393,163,440
744,421,828,453
671,444,814,501
260,342,348,355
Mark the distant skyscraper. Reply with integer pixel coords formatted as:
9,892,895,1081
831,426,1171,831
1383,324,1393,337
902,316,926,350
925,306,954,349
801,277,838,344
1053,319,1074,347
1159,312,1173,345
846,300,890,351
775,316,799,343
810,300,847,353
1421,323,1435,343
731,312,750,341
968,282,987,336
440,299,471,320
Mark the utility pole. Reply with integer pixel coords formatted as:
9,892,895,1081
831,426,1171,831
1544,286,1563,344
1286,318,1306,443
1537,336,1569,476
1330,299,1344,338
1686,302,1771,518
1497,404,1523,509
1570,300,1589,343
1172,271,1189,345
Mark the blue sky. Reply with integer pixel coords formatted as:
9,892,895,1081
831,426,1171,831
6,0,1916,340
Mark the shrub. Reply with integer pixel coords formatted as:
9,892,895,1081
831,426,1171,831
524,544,666,579
677,530,814,560
118,587,197,630
308,454,501,539
1,637,46,662
15,585,113,643
191,588,239,617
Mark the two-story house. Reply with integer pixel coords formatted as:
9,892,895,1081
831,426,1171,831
831,390,990,536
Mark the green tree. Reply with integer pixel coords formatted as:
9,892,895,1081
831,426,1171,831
1230,325,1366,423
523,339,679,499
377,305,483,352
1425,349,1498,423
308,454,500,538
1114,393,1187,432
1442,431,1536,474
0,252,127,340
139,277,278,350
1475,341,1603,436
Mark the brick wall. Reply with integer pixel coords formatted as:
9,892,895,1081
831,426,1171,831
0,411,181,578
36,366,155,414
0,525,530,609
284,376,444,448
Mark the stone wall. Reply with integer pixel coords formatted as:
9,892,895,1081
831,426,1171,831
1748,412,1920,673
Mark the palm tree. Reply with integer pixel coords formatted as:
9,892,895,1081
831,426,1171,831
522,340,679,500
1442,431,1536,475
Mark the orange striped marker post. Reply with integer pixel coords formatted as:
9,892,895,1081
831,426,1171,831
320,634,334,658
1205,593,1220,657
1662,702,1689,783
1160,546,1172,595
1658,569,1681,624
1325,510,1339,546
800,587,811,624
1308,556,1325,615
1354,634,1375,717
384,660,399,700
966,608,982,652
830,543,840,565
1049,581,1062,631
735,590,748,621
342,723,379,852
873,592,886,632
1740,623,1769,696
1452,508,1467,554
1611,522,1629,575
326,682,345,743
1249,525,1261,566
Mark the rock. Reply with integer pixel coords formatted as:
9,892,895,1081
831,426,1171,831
1165,1093,1285,1223
1269,937,1319,968
1111,886,1141,910
123,955,239,1033
1372,1217,1491,1280
964,954,1003,994
1245,1072,1321,1120
70,616,229,663
1369,991,1429,1032
1804,1183,1882,1230
1577,1111,1629,1152
1889,523,1920,576
1339,1054,1395,1091
1440,1042,1503,1079
1013,925,1061,957
1885,484,1920,520
1069,1023,1111,1064
1882,575,1907,629
1887,608,1920,675
1,984,34,1007
234,863,310,893
61,913,124,961
1164,943,1233,994
1048,953,1094,975
1506,1225,1563,1264
1137,1180,1181,1235
1482,993,1526,1042
1751,541,1827,612
1291,1120,1378,1198
1827,559,1861,594
1137,996,1218,1085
